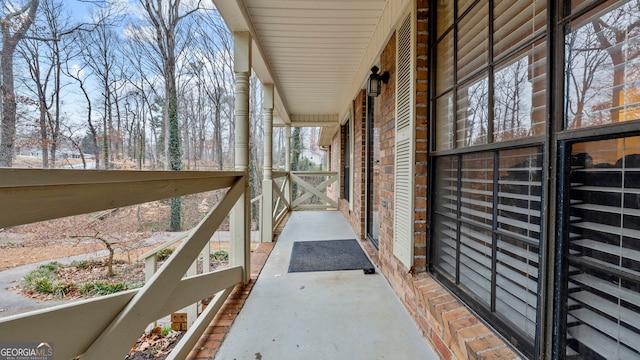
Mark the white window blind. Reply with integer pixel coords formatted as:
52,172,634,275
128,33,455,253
567,139,640,359
433,147,542,345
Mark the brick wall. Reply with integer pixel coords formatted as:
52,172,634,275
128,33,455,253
329,2,522,358
338,91,367,240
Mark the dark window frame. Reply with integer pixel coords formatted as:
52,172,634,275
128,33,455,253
429,0,640,359
429,0,548,358
342,122,350,202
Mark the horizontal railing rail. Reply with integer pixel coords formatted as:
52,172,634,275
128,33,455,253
0,169,248,360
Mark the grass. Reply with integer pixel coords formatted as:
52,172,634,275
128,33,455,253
22,261,140,298
22,262,77,297
81,282,127,295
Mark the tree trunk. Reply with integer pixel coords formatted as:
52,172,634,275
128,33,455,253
0,0,40,167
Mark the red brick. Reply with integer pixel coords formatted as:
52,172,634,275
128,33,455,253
466,335,506,360
171,312,187,323
449,315,480,346
430,329,453,360
433,298,462,325
476,345,520,360
201,340,222,349
442,307,472,346
457,324,493,359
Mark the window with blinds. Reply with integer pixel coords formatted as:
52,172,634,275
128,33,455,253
430,0,640,358
562,2,640,358
431,1,546,357
566,138,640,359
433,147,541,354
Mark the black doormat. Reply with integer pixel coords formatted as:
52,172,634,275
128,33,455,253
288,239,374,273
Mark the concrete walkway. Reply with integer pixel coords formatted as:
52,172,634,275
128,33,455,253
215,211,440,360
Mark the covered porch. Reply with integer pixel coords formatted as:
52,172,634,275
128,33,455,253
212,211,437,359
0,0,457,359
0,168,437,359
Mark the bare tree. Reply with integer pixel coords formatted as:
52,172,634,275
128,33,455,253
195,9,235,169
566,23,610,128
139,0,204,231
0,0,39,167
591,3,640,123
17,0,79,168
79,6,123,169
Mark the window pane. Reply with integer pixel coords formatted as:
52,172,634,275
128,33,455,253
494,0,546,58
433,156,459,280
436,93,455,151
567,137,640,358
494,40,547,141
459,223,493,305
460,152,493,227
457,0,489,82
565,1,640,129
435,155,459,217
432,147,541,356
496,147,542,341
436,32,455,96
436,1,453,38
457,74,489,147
459,152,494,307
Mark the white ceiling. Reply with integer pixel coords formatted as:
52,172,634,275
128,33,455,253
213,0,389,126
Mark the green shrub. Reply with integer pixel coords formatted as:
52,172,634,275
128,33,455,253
32,277,54,294
52,282,77,297
156,248,174,261
23,262,59,292
161,326,172,336
211,250,228,261
23,263,77,297
81,282,127,296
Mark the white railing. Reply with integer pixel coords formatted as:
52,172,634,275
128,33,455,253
256,170,338,242
290,171,339,210
272,171,291,228
0,169,250,360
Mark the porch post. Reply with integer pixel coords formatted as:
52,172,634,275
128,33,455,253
262,84,274,242
285,125,292,206
285,125,291,172
230,31,251,284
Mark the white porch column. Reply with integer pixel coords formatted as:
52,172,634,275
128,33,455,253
285,125,291,172
261,84,274,242
285,125,292,205
230,31,251,284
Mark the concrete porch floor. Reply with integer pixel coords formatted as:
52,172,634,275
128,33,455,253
215,211,440,360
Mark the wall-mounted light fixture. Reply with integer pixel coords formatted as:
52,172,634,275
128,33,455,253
367,65,389,97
